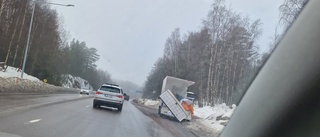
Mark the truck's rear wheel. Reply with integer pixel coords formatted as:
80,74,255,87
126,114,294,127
158,102,163,115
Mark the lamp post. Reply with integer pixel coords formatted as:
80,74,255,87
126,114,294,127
21,1,74,78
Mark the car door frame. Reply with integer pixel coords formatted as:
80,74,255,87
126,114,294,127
220,0,320,137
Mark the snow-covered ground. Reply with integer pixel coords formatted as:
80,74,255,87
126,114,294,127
0,66,92,94
62,74,93,90
193,103,236,133
0,66,39,81
134,98,160,109
0,67,92,90
0,67,93,89
144,100,160,106
0,66,79,94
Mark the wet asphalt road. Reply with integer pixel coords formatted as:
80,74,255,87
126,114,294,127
0,94,91,112
0,95,194,137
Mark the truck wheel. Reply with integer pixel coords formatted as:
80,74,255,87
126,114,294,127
158,102,163,115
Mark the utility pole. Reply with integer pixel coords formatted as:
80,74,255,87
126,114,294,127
21,1,35,78
20,1,74,78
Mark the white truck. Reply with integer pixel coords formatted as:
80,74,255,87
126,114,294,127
158,76,195,122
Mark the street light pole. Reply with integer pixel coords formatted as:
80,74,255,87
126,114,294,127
48,3,75,7
20,1,74,78
21,1,35,78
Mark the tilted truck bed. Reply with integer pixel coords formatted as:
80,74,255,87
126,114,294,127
159,90,188,122
158,76,195,122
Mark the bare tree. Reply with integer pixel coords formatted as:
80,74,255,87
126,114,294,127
279,0,308,27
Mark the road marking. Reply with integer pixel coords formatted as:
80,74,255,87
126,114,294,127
29,119,41,123
86,105,90,107
24,119,41,124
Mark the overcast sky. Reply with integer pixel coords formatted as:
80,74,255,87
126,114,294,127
51,0,284,86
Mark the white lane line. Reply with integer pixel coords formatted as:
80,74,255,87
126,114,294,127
29,119,41,123
24,119,41,124
86,105,90,107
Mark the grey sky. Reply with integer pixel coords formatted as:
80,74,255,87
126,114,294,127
52,0,284,86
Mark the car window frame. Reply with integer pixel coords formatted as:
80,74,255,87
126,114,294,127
220,1,320,137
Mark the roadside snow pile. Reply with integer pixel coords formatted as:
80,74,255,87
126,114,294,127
0,66,39,81
144,100,160,106
0,67,80,94
194,103,236,133
133,98,160,109
62,74,93,89
0,77,79,94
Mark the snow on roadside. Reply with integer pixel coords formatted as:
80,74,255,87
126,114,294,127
62,74,93,90
0,77,79,94
194,103,235,119
193,103,236,134
144,100,160,106
0,66,39,81
133,98,160,109
0,66,80,94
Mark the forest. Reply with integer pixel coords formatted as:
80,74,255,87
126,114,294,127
0,0,112,89
142,0,308,105
0,0,308,101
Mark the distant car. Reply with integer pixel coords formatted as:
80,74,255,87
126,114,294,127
80,88,90,95
93,84,124,111
124,93,130,101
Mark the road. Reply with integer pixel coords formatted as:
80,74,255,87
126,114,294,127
0,95,195,137
0,94,91,112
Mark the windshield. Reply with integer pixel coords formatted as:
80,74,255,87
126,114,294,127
100,86,120,93
0,0,307,137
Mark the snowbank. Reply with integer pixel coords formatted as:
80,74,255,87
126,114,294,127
0,77,79,94
62,74,93,90
0,66,39,81
194,103,236,134
133,98,160,109
0,67,81,94
144,100,160,106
